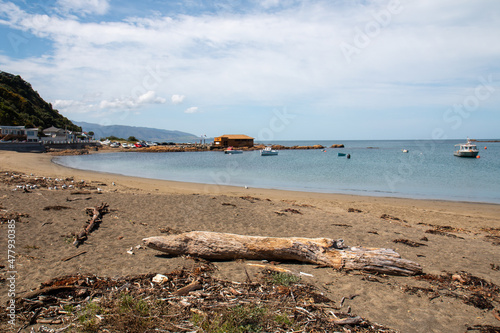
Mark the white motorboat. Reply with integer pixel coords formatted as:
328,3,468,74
454,138,479,157
260,146,278,156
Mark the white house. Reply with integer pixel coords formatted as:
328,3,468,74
41,126,76,143
0,125,39,142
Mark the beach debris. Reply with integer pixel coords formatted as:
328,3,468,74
380,214,407,223
348,208,362,213
152,274,169,284
493,309,500,321
6,265,397,332
425,229,464,239
143,231,423,276
409,271,500,310
61,250,87,262
72,202,109,247
240,195,261,203
43,205,71,211
0,210,29,224
392,239,427,247
281,208,302,214
332,223,352,228
126,247,134,255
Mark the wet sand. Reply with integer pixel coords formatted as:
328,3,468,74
0,150,499,332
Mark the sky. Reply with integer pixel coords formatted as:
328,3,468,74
0,0,499,140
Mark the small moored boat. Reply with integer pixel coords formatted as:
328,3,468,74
225,147,243,154
260,146,278,156
338,152,346,157
454,138,479,157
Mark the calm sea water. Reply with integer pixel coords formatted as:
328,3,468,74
54,140,500,203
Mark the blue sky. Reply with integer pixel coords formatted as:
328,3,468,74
0,0,499,140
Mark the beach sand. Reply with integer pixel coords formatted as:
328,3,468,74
0,150,499,332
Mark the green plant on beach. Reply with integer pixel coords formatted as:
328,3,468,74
268,271,301,286
63,304,75,315
118,292,150,317
77,300,103,332
191,305,267,333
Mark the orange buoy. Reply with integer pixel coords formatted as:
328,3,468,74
484,146,487,149
476,155,480,159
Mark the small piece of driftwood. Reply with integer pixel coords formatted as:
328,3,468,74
173,280,203,296
61,250,87,262
73,202,108,247
143,231,422,276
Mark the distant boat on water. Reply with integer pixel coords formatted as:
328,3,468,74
454,138,479,158
260,146,278,156
338,152,346,156
225,147,243,154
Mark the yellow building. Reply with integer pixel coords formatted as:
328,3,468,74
213,134,254,148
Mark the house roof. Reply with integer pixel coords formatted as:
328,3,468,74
219,134,254,140
0,125,25,129
43,126,63,133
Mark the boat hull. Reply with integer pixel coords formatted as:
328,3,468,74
454,151,478,157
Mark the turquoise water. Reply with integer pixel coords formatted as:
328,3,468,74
54,140,500,203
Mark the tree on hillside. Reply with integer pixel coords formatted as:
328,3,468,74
127,136,139,142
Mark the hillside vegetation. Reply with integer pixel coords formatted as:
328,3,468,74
0,71,80,131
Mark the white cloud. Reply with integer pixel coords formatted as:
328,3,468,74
184,106,200,114
0,0,499,138
171,94,185,104
56,0,110,15
99,91,166,110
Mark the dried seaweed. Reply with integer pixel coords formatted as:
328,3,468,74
43,205,71,211
425,229,464,239
3,265,399,333
393,239,427,247
412,272,500,310
380,214,406,222
239,196,261,203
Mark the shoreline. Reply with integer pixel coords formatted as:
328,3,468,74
2,150,499,211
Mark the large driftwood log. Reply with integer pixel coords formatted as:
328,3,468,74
143,231,422,276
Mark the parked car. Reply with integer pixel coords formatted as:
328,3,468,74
110,142,120,148
134,143,143,148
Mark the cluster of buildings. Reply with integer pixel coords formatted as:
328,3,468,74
1,125,255,149
0,125,91,143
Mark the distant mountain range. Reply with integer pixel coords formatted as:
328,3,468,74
73,121,200,143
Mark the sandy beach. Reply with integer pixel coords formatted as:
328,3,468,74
0,150,499,332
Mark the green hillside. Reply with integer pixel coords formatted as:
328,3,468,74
0,71,80,132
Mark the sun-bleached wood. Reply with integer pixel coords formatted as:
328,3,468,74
143,231,422,276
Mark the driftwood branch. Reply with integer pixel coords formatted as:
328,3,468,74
73,202,108,247
143,231,422,276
